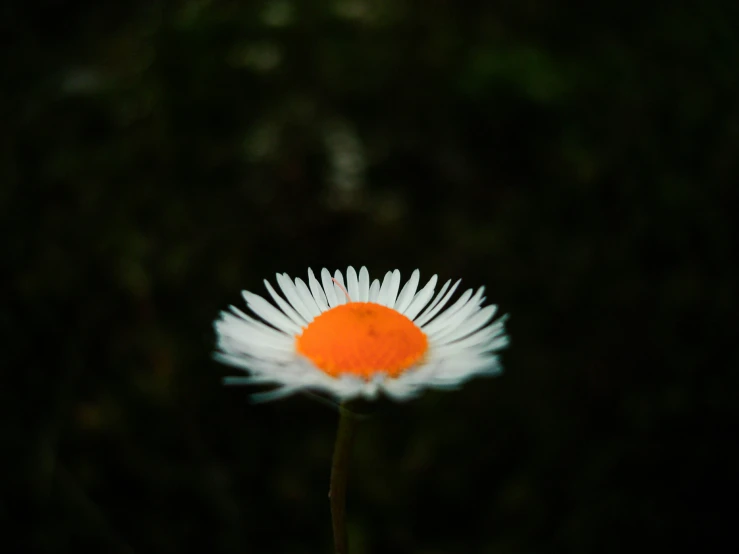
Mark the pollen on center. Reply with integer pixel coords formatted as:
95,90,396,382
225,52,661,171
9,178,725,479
295,302,428,379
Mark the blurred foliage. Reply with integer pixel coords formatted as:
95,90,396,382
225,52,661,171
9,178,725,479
4,0,739,553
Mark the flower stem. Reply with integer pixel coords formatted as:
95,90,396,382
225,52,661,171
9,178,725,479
329,403,357,554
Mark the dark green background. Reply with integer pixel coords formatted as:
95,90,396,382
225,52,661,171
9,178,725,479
5,1,738,553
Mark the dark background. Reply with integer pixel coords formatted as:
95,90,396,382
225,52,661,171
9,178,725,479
5,1,739,553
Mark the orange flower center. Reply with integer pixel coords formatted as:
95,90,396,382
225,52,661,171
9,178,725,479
295,302,428,379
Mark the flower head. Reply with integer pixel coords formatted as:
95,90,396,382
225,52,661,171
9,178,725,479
214,267,509,401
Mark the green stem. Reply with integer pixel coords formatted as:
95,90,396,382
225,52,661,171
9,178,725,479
329,404,357,554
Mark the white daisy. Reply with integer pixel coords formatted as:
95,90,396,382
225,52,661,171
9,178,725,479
214,267,509,401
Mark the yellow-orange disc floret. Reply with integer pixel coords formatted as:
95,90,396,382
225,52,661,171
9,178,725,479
295,302,428,379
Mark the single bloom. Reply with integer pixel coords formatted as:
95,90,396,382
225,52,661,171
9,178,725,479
214,267,509,401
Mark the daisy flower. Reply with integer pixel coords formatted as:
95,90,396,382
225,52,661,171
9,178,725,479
214,266,509,401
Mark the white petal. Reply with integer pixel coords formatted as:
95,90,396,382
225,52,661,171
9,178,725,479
403,274,438,320
222,375,273,385
377,271,394,306
333,270,348,305
220,336,290,364
295,277,322,318
215,353,271,375
445,333,508,357
394,269,420,314
368,279,381,302
422,287,482,337
215,322,294,360
308,269,329,312
250,385,306,403
428,355,502,383
359,379,381,400
262,280,307,326
432,304,499,344
386,270,401,308
380,377,422,401
218,337,293,362
358,266,370,302
332,375,367,400
425,288,487,340
225,308,292,344
321,268,339,307
415,279,460,327
242,291,302,334
432,319,505,354
275,273,314,322
346,266,359,301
